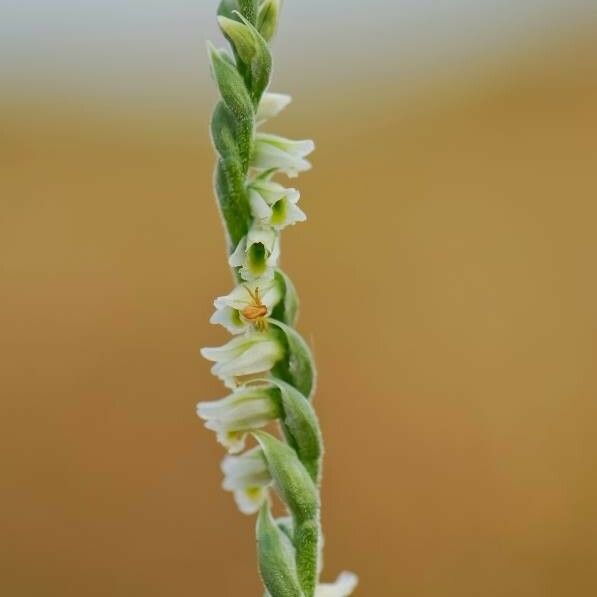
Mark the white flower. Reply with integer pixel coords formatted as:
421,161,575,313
252,133,315,178
249,178,306,230
210,279,282,335
200,331,284,389
197,386,279,453
315,572,359,597
256,92,292,125
221,447,272,514
228,225,280,281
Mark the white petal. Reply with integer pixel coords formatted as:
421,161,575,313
249,188,274,220
256,92,292,123
211,337,283,379
221,447,271,490
247,225,277,252
233,486,268,515
252,142,311,178
209,305,246,335
257,133,315,158
228,237,247,268
200,339,244,363
315,572,359,597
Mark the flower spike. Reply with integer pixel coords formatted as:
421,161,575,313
199,1,357,595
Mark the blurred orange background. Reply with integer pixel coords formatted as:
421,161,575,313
2,2,597,595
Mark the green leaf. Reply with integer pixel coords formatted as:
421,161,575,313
207,43,254,125
258,0,281,42
257,503,304,597
268,378,322,483
270,321,316,400
271,269,299,326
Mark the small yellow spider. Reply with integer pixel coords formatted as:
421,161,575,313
241,286,269,331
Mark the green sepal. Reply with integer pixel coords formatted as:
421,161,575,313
267,378,322,483
270,320,316,399
258,0,281,42
271,269,299,326
207,43,255,127
257,503,304,597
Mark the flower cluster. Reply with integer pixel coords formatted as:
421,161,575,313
200,88,312,513
198,3,357,595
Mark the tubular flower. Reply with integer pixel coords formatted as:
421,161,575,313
249,177,306,230
210,278,282,335
200,331,284,389
252,133,315,178
228,224,280,281
197,386,280,454
221,447,272,515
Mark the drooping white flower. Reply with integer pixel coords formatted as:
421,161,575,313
252,133,315,178
197,386,280,453
229,225,280,281
256,92,292,125
221,447,272,514
200,331,284,389
210,278,282,335
249,178,306,230
315,572,359,597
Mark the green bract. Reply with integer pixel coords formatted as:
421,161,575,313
198,2,357,596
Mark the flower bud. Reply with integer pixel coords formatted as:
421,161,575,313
257,0,281,42
217,16,257,64
207,42,253,120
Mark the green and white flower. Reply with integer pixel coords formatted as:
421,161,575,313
249,178,306,230
200,331,284,389
257,92,292,124
221,447,272,514
252,133,315,178
228,224,280,281
197,386,280,453
315,572,359,597
210,278,282,335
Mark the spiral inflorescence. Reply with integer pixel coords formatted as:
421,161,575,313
197,2,357,596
